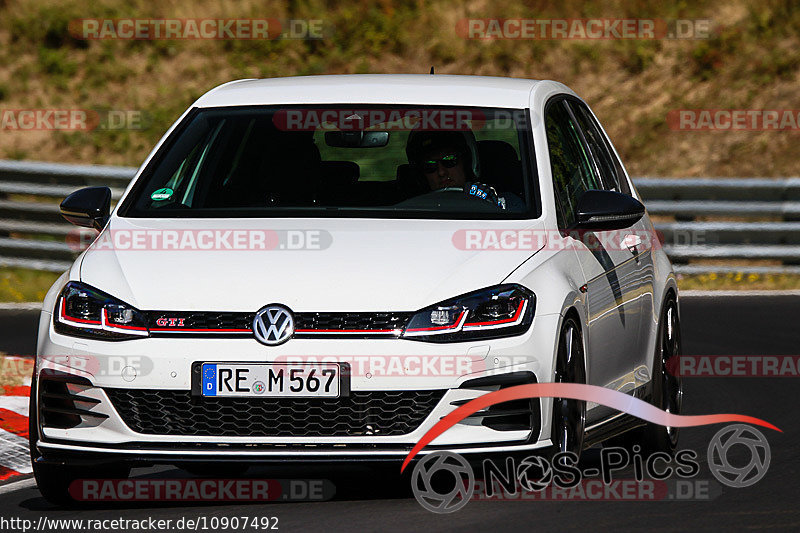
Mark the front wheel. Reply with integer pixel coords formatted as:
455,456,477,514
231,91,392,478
641,296,683,455
551,316,587,461
606,296,684,454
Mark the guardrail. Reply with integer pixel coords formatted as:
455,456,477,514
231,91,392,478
635,177,800,274
0,160,134,272
1,159,799,274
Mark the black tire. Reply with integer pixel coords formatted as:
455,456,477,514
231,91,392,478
603,295,683,455
641,295,683,455
551,316,587,461
29,374,130,506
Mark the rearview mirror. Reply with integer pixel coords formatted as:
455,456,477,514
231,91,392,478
60,186,111,231
325,130,389,148
573,189,645,231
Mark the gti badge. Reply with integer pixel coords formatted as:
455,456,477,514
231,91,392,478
253,304,295,346
155,317,185,327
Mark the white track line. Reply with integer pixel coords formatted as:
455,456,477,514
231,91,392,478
0,477,36,494
0,427,32,473
0,303,42,310
0,397,29,417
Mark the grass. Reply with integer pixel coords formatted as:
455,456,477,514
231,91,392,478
677,272,800,291
0,0,798,173
0,268,60,303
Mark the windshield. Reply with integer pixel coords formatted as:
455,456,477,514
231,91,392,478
118,105,538,219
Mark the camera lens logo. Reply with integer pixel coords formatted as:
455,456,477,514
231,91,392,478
411,452,474,513
516,455,553,492
707,424,771,488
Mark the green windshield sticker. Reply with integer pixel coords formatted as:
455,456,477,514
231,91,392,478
150,188,174,201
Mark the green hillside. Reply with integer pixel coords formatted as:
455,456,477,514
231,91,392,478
1,0,798,177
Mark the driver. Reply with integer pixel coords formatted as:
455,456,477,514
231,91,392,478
406,130,508,209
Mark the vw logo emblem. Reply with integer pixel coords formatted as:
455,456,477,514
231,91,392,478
253,304,295,346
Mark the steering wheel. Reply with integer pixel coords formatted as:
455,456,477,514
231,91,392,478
433,184,505,208
423,187,501,210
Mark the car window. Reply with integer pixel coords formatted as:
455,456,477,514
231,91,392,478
313,128,411,182
544,100,602,228
119,105,536,219
568,101,631,196
160,126,221,207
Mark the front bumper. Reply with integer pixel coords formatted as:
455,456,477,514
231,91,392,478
34,311,562,463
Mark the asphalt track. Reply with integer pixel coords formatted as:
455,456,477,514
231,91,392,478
0,295,798,532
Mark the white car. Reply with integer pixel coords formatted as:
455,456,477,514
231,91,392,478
30,74,682,504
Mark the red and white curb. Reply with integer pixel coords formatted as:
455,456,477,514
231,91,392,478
0,356,34,482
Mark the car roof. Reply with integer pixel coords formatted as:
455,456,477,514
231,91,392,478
194,74,549,109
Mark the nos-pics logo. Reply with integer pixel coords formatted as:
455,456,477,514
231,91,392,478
411,424,772,513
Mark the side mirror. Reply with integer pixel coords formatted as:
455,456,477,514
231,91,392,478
574,189,645,231
60,186,111,231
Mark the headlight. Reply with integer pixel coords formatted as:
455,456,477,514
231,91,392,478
53,281,149,340
402,284,534,342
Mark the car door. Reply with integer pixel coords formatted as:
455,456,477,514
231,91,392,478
543,97,645,405
567,99,656,395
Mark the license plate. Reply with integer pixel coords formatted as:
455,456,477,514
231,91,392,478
200,363,341,398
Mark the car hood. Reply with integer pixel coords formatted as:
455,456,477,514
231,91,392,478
79,217,546,311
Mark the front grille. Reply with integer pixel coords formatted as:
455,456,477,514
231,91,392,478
294,312,412,332
104,388,445,437
147,311,253,332
145,311,412,337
